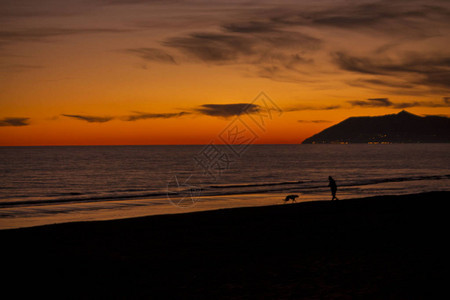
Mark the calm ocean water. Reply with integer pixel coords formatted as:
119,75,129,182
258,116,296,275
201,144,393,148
1,144,449,229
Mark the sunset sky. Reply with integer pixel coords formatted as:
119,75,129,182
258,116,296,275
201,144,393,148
1,0,449,145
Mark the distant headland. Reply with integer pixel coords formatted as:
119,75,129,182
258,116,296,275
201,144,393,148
302,110,450,144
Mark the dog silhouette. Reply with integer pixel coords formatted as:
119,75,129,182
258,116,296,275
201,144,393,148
284,194,299,203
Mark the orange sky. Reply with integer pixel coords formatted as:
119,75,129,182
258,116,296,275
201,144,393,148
1,0,449,145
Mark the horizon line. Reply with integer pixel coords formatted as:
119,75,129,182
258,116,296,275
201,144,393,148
0,143,304,147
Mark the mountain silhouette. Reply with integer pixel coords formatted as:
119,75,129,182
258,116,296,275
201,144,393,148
302,110,450,144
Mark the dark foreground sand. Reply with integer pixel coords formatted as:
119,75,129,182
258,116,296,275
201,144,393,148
1,192,448,299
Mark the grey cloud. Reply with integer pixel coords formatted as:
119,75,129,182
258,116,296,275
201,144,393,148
124,111,190,121
163,28,320,64
61,111,191,123
0,28,133,43
333,52,384,75
286,105,341,112
349,78,416,90
333,52,450,76
393,100,450,108
390,102,419,109
0,0,177,19
271,1,450,37
62,114,114,123
62,105,266,123
311,5,420,27
159,27,319,84
334,52,450,91
129,0,448,87
222,19,321,49
5,0,448,92
124,103,265,120
0,117,30,126
348,98,393,107
164,33,257,63
348,98,450,108
0,0,99,19
222,21,279,33
129,0,450,86
195,103,260,118
422,71,450,90
257,30,321,50
126,48,177,64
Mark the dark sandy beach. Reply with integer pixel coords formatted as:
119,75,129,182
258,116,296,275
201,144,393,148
1,192,448,299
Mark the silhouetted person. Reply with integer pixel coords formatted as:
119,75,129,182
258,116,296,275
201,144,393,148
328,176,338,200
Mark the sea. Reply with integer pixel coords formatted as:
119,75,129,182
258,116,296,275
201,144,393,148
1,144,449,229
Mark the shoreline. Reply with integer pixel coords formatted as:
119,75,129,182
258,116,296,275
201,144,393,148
2,191,447,298
1,188,444,230
0,191,359,230
0,191,440,227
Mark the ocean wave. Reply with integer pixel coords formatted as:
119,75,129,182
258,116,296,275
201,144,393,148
0,174,448,208
201,174,450,192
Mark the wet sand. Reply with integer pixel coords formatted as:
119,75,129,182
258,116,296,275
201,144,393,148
1,191,447,299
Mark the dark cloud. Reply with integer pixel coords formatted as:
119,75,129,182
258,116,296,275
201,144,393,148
334,52,450,92
444,97,450,104
0,28,132,43
271,1,450,37
195,103,260,118
0,0,177,19
124,111,190,121
333,52,384,75
0,117,30,126
348,98,393,107
61,111,191,123
222,21,279,33
394,100,450,108
390,102,420,109
62,114,114,123
348,98,450,108
62,105,268,123
162,25,320,66
256,30,321,50
4,0,449,93
124,104,267,120
333,52,450,76
154,25,320,84
164,33,257,63
0,0,98,19
286,105,341,112
126,48,177,64
422,70,450,90
349,78,416,90
127,0,449,87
